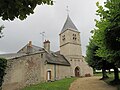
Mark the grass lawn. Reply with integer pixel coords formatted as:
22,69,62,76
94,72,120,90
21,78,77,90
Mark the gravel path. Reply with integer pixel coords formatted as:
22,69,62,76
69,76,117,90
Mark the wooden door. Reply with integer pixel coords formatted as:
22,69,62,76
75,67,80,77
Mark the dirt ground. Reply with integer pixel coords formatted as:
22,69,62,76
69,76,117,90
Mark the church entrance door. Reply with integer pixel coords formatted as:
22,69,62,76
75,67,80,77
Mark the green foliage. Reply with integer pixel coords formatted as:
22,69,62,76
86,38,113,71
105,26,120,51
0,0,53,20
86,39,102,69
86,0,120,81
104,0,120,52
92,0,120,67
0,25,4,38
21,78,76,90
0,58,7,89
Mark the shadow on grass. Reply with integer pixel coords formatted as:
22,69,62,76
109,80,120,85
104,78,120,90
95,72,120,90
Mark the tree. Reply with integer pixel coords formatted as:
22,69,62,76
0,58,7,90
0,25,5,89
92,0,120,82
0,25,4,38
86,39,111,80
86,39,101,70
0,0,53,20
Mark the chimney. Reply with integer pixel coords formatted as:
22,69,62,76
28,41,32,47
44,40,50,52
27,41,33,54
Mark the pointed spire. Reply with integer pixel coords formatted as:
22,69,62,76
61,15,78,33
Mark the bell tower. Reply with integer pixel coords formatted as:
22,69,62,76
59,15,82,57
59,15,93,77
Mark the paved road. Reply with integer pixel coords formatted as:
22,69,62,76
69,76,117,90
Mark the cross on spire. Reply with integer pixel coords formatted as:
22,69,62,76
66,6,70,15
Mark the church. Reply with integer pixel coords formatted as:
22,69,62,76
1,15,93,90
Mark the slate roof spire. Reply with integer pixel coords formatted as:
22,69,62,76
61,15,78,33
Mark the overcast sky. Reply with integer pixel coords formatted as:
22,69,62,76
0,0,105,55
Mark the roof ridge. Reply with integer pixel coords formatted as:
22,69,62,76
32,44,42,48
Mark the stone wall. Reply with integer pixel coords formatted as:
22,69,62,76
65,56,93,77
60,30,82,56
43,64,71,81
2,52,93,90
2,52,72,90
81,57,93,76
2,53,44,90
56,65,71,79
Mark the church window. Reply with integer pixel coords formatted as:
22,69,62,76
41,53,43,58
73,34,77,40
47,70,51,81
62,35,65,41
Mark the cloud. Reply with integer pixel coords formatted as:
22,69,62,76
0,0,105,55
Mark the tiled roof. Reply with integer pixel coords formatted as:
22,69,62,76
0,53,27,59
0,43,70,66
45,52,70,66
0,51,70,66
17,44,43,53
61,15,78,33
32,45,43,51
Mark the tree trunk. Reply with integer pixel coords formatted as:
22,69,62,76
93,68,96,74
100,60,109,80
108,69,111,74
113,67,119,81
100,68,109,80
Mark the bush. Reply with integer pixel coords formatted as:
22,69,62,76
0,58,7,90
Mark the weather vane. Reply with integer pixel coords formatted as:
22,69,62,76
40,31,45,46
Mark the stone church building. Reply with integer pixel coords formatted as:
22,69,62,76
1,15,93,90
